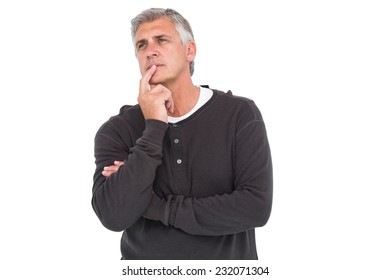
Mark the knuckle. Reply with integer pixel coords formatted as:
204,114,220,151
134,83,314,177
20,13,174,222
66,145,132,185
152,84,162,91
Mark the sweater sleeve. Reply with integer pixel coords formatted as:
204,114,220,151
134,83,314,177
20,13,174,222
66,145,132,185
92,119,168,232
144,103,273,236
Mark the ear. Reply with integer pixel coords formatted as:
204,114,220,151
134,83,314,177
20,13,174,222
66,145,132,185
186,41,196,62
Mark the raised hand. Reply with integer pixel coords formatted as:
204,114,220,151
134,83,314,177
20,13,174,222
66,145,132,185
138,65,174,123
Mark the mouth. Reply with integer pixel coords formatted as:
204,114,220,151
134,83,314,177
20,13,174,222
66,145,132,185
146,64,164,71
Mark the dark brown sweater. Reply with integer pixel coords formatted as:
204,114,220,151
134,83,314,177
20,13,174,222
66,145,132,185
92,89,273,259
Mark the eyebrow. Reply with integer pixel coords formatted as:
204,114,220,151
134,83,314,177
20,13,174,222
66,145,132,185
135,34,173,47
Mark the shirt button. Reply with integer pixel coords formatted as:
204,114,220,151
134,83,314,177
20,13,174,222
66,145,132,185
176,159,182,164
174,138,179,144
172,124,177,127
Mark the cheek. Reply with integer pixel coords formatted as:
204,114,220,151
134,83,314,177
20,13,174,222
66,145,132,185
137,56,146,74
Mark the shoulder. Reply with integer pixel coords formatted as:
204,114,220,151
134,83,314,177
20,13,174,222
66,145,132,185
211,89,264,123
212,89,258,108
95,104,144,137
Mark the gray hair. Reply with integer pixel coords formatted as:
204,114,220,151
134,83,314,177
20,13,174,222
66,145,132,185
131,8,195,76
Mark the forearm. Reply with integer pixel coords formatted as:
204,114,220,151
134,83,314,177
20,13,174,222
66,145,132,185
145,182,272,236
175,184,272,236
92,120,168,231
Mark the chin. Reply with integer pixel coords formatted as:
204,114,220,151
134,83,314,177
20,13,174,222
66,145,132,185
149,77,161,85
150,75,166,85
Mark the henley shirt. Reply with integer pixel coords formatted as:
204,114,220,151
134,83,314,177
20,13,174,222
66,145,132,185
92,88,273,259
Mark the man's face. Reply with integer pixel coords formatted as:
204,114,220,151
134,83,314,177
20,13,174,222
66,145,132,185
134,17,194,85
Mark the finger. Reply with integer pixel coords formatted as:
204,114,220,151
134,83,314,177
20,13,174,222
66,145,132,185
103,161,124,173
102,164,122,177
166,99,174,113
139,65,157,94
102,170,116,177
149,85,175,113
103,165,119,172
160,88,174,113
147,83,165,94
114,161,125,166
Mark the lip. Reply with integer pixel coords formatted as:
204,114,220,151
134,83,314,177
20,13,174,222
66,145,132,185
146,64,164,70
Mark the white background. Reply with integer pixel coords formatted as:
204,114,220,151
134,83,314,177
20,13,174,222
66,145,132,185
1,0,389,279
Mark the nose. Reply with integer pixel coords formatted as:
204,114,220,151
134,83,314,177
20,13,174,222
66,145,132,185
146,42,159,59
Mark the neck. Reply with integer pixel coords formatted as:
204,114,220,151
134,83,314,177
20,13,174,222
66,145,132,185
164,78,200,118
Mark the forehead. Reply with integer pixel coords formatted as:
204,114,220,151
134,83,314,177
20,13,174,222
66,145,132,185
135,17,179,40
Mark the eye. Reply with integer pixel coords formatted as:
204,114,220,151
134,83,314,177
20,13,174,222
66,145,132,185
158,37,167,43
137,42,147,50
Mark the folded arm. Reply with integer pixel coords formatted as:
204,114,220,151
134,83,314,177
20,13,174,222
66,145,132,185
104,117,272,236
92,120,168,232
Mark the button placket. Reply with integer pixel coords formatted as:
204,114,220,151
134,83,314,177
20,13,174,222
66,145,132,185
166,123,190,196
174,141,184,167
169,125,185,169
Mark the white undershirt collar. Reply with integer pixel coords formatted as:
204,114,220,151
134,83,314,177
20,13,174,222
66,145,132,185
168,86,213,124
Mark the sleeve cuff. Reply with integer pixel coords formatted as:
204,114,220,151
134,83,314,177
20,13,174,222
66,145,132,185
143,120,168,146
134,120,168,156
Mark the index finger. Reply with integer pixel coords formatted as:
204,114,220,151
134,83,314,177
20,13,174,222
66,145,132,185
140,65,157,94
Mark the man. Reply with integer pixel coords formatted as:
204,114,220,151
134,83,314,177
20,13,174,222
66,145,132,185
92,8,272,260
